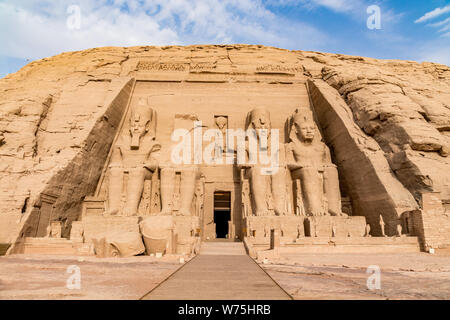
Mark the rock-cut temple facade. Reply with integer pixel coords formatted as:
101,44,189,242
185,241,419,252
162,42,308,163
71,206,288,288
0,45,449,258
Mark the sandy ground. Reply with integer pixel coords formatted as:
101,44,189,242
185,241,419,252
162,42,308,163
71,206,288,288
0,254,185,300
260,252,450,300
2,251,450,300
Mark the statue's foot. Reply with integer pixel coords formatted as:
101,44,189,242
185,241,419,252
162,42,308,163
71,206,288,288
329,209,348,217
274,207,287,216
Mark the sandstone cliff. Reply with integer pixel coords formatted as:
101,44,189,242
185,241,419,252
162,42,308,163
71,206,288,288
0,45,448,246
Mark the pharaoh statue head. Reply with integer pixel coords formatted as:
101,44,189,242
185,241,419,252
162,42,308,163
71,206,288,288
246,108,271,139
291,109,315,143
129,98,156,149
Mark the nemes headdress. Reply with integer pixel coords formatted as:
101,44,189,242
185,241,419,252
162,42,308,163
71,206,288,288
245,108,271,131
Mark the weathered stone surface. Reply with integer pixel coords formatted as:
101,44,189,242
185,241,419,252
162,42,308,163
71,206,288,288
0,44,449,253
308,79,418,235
317,60,450,202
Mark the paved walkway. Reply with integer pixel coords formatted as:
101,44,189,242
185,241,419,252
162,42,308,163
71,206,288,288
141,242,291,300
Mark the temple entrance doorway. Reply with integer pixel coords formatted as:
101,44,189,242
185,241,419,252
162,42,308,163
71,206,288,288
214,191,231,238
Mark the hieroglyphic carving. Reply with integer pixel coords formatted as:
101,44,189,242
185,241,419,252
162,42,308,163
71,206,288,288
294,179,306,216
190,62,217,72
256,64,303,74
194,176,205,218
137,61,187,72
138,180,152,215
150,174,161,214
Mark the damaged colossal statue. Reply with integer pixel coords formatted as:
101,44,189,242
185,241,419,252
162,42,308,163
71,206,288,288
158,165,199,216
240,108,288,216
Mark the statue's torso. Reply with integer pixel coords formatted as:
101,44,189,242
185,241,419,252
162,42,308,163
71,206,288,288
117,135,160,168
289,141,327,169
245,139,286,167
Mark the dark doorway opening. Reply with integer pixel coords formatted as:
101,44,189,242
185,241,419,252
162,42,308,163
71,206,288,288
214,191,231,238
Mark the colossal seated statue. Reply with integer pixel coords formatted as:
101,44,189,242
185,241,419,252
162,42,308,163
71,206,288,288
107,98,161,216
286,109,346,217
240,108,288,216
155,113,203,216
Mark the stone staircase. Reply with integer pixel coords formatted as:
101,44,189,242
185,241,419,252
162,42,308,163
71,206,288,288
200,241,247,255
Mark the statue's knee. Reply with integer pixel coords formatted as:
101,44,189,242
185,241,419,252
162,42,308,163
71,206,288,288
324,166,338,176
161,167,175,176
109,166,122,173
182,166,196,176
300,167,317,179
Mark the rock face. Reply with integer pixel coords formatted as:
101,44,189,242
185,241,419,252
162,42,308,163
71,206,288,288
308,79,418,236
0,45,449,251
320,62,450,202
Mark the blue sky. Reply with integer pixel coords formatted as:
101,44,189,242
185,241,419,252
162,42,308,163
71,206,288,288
0,0,449,78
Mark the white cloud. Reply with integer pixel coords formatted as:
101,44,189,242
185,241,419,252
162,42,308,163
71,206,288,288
0,1,179,60
309,0,360,12
270,0,406,30
429,17,450,27
419,8,450,38
267,0,366,13
438,24,450,33
415,5,450,23
0,0,327,61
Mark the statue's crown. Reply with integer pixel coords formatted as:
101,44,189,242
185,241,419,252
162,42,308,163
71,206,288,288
292,108,314,124
134,98,153,120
